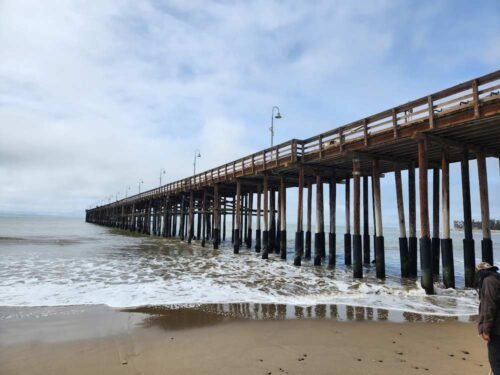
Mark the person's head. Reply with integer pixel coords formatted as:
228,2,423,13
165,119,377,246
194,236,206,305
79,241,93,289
476,262,498,273
475,262,499,292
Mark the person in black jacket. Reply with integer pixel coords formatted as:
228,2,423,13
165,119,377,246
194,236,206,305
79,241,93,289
476,262,500,374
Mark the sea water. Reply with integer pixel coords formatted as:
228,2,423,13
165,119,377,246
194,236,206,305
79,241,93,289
1,215,499,316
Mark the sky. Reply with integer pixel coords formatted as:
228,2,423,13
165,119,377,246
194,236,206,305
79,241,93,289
0,0,499,227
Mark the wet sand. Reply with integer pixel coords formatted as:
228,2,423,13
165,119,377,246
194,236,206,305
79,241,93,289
0,304,490,374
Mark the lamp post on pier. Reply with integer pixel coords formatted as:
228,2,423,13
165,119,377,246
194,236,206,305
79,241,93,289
159,168,166,187
138,179,144,194
193,149,201,176
269,106,282,147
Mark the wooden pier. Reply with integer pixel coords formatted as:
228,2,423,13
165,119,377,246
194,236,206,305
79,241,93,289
86,70,500,294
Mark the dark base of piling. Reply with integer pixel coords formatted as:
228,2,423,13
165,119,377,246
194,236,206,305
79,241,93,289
344,233,352,265
280,230,287,260
233,229,240,254
314,233,322,266
294,231,303,266
408,236,418,278
262,231,269,259
213,229,220,249
328,232,336,267
353,234,362,278
247,229,252,249
419,237,434,294
399,237,409,278
482,238,493,265
431,237,440,280
363,233,370,265
375,236,385,279
255,229,261,253
441,238,455,289
305,231,312,260
463,238,475,288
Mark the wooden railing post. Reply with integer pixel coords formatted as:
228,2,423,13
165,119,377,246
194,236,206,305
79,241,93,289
472,79,479,119
392,108,398,138
363,119,368,146
428,95,435,129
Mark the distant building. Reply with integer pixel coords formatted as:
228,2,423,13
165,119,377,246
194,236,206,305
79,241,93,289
453,219,500,230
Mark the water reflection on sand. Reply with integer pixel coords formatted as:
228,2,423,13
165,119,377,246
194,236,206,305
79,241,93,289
123,303,476,331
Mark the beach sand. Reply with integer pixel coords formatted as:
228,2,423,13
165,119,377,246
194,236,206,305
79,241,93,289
0,305,490,374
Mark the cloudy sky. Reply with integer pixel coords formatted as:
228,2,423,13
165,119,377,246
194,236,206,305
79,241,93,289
0,0,499,226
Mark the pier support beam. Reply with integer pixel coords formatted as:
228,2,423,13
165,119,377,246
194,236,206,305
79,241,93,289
328,175,336,267
441,149,455,288
262,176,270,259
314,175,325,265
243,195,248,246
213,184,220,249
294,166,304,266
373,160,385,279
352,159,362,278
477,153,493,265
362,176,370,265
179,195,186,240
255,186,262,253
269,187,276,254
280,177,287,260
305,181,312,260
247,192,253,249
408,162,418,278
432,168,440,280
344,177,352,265
201,191,207,247
276,189,281,254
222,197,226,242
461,149,475,287
231,194,235,244
196,201,202,241
234,180,241,254
188,191,194,243
417,137,434,294
395,165,409,278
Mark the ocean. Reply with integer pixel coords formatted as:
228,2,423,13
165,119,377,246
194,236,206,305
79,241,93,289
1,215,499,317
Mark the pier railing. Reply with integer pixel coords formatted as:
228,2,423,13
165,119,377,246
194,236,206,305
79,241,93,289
108,70,500,207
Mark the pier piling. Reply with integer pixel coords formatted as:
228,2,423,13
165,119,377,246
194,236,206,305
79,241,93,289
294,167,304,266
408,162,418,278
344,177,352,265
477,153,493,265
373,160,385,279
417,137,433,294
280,177,287,260
328,175,336,267
255,186,262,253
362,176,370,265
352,159,362,278
314,175,325,265
432,168,440,279
395,165,409,278
234,181,241,254
441,149,455,288
262,176,269,259
305,181,312,260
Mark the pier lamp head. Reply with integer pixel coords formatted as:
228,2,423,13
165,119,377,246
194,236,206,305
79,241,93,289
275,111,282,119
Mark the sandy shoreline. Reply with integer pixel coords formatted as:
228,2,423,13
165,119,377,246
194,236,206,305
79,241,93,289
0,304,490,374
